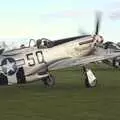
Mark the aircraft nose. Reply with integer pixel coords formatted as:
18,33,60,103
93,35,104,44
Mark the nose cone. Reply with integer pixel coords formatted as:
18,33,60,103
94,35,104,44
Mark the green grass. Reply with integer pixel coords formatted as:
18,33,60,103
0,65,120,120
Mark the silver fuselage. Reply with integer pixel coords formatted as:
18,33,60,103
0,36,94,84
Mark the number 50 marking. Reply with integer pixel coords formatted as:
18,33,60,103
26,51,44,66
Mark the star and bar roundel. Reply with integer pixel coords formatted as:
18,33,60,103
1,57,17,76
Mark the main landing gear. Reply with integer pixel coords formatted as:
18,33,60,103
82,66,97,88
42,73,55,87
41,65,97,88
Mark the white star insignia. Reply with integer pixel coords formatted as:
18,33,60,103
2,59,15,74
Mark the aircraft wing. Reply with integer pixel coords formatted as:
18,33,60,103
48,52,120,70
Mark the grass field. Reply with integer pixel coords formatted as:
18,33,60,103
0,65,120,120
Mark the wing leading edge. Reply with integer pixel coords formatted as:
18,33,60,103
48,52,120,70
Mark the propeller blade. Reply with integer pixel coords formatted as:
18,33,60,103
95,11,102,35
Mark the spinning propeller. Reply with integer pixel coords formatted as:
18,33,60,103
95,11,101,35
93,11,103,45
79,11,103,45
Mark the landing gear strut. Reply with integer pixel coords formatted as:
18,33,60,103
42,73,55,87
82,66,97,88
41,60,56,87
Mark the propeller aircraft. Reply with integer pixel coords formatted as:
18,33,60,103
0,12,120,88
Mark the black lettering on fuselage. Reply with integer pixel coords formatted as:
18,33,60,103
26,50,44,67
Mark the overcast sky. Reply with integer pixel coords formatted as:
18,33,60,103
0,0,120,47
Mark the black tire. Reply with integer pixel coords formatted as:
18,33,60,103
113,58,120,68
0,73,8,85
43,74,55,87
85,77,97,88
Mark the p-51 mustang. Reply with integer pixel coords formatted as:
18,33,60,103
0,13,120,88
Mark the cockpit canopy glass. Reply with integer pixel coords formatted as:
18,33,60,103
36,38,54,49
